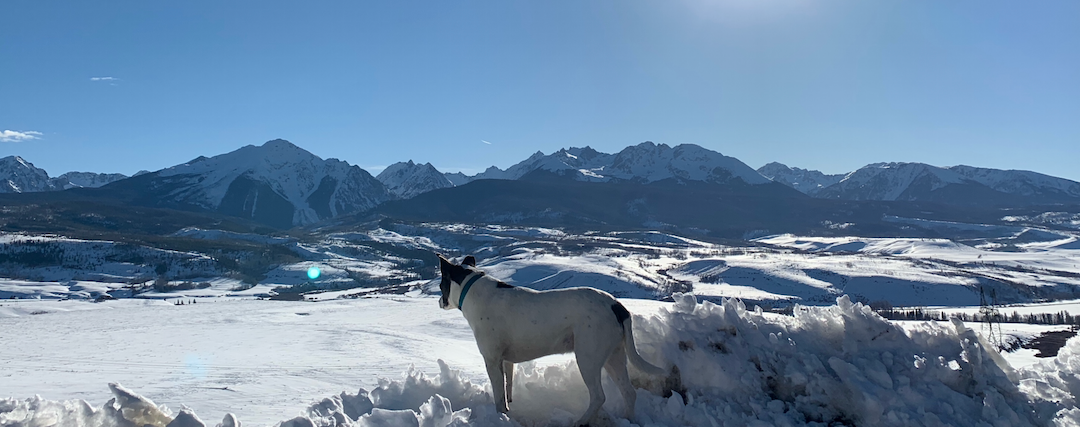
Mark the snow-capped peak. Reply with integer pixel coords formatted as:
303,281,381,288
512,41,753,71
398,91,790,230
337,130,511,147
756,162,845,196
377,160,455,199
53,171,128,190
0,155,54,193
155,139,390,226
0,155,130,193
160,139,329,208
450,142,770,186
949,165,1080,199
607,142,772,185
819,162,972,201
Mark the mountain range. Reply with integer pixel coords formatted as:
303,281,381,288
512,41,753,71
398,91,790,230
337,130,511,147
2,139,1078,232
102,139,392,229
759,161,1080,205
0,156,130,193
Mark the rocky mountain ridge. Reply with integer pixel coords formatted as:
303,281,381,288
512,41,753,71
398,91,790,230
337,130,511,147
4,140,1079,230
762,161,1080,205
0,155,128,193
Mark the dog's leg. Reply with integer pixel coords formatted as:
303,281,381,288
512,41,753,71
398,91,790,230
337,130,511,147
574,351,607,426
485,357,509,413
503,360,515,403
604,344,637,421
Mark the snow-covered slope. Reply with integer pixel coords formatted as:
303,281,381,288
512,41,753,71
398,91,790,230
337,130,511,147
51,171,128,189
950,165,1080,201
152,139,391,227
376,160,455,199
443,172,472,186
450,142,771,186
799,162,1079,204
817,162,981,201
757,162,845,195
607,142,771,184
6,295,1080,427
0,155,55,193
459,147,613,183
0,157,129,193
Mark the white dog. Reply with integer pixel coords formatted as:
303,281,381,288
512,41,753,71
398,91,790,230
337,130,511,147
437,254,666,426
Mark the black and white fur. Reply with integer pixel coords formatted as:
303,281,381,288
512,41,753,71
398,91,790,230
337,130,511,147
438,254,666,426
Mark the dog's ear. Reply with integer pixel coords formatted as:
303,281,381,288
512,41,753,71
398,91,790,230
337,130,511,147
462,255,476,267
438,254,452,270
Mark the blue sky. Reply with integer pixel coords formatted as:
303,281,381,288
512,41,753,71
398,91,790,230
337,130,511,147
1,1,1078,180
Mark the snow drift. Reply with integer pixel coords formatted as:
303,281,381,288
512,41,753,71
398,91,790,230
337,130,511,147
5,294,1080,427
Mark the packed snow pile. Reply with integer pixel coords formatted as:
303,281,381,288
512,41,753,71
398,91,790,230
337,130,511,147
5,294,1080,427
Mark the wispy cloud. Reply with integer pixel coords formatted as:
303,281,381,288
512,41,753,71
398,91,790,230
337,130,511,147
481,140,492,145
90,77,118,81
0,130,43,143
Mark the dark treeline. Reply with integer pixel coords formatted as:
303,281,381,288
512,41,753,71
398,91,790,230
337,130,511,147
877,308,1080,326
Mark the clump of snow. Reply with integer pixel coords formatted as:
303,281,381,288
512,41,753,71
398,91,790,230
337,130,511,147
9,294,1080,426
1,383,178,427
1020,338,1080,424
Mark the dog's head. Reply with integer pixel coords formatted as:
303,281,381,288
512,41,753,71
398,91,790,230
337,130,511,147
437,254,477,310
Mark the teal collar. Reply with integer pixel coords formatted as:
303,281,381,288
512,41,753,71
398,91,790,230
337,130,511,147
458,273,483,310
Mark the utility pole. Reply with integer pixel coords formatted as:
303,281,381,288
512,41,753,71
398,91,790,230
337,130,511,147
979,286,1001,348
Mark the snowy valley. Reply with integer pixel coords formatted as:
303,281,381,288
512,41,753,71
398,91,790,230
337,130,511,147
3,140,1080,426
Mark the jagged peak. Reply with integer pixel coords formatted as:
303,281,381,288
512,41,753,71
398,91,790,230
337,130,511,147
0,155,35,169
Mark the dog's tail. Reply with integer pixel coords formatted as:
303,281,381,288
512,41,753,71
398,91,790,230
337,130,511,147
612,302,666,376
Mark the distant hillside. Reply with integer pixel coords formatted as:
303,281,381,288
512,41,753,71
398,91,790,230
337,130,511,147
757,162,844,196
0,156,128,193
761,161,1080,206
447,142,772,186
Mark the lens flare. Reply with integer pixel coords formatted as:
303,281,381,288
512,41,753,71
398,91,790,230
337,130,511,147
307,266,321,280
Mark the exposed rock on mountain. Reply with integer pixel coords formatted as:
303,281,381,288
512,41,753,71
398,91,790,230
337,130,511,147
0,156,54,193
757,162,844,195
376,161,455,199
446,142,770,186
949,165,1080,203
815,162,1015,205
124,139,391,228
52,171,129,189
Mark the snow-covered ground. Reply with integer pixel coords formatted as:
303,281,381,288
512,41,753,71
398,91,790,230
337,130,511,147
0,295,484,426
4,294,1080,427
5,226,1080,308
5,226,1080,425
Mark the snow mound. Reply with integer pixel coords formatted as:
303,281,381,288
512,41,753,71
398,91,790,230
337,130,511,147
1022,237,1080,251
756,234,972,256
6,295,1080,426
474,250,666,299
